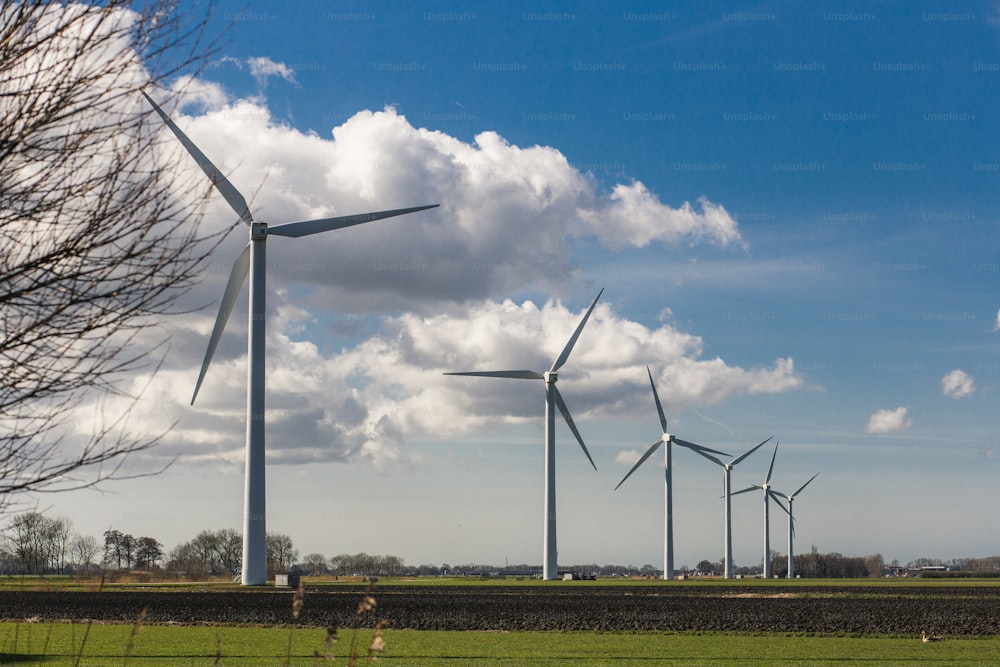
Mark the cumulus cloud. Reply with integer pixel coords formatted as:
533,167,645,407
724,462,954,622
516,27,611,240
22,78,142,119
119,296,802,470
941,369,976,398
993,308,1000,331
865,407,912,435
153,95,744,313
82,86,786,472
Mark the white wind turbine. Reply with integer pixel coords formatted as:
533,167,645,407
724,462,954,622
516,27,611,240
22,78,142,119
699,436,772,578
731,440,785,578
614,367,730,580
776,473,818,579
445,289,604,580
143,92,438,585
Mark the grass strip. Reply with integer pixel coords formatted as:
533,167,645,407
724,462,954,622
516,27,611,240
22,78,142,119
2,623,1000,666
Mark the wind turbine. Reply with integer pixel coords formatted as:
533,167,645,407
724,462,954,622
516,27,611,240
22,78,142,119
732,440,785,578
699,436,772,578
143,92,438,585
614,367,730,580
776,473,818,579
445,289,603,580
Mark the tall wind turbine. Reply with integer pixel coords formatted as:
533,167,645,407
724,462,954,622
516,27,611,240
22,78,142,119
614,367,730,580
445,289,604,580
700,437,772,578
143,92,438,585
776,473,818,579
732,441,785,578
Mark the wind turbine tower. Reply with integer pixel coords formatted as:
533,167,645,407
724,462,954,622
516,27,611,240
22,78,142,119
445,289,604,580
779,473,818,579
143,93,438,585
614,367,730,580
732,441,785,578
700,437,772,579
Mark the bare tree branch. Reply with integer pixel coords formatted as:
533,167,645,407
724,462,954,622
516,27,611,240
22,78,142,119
0,0,228,510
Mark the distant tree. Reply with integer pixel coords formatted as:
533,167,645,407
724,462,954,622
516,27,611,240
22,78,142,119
71,534,101,573
695,559,716,576
103,529,124,569
215,528,242,575
0,0,223,512
4,511,64,573
121,533,136,570
382,555,405,576
303,553,328,575
135,536,163,570
165,541,204,578
190,530,221,574
102,528,135,570
266,532,297,575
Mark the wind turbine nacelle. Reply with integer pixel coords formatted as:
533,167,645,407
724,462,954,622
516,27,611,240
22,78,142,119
251,221,267,239
662,433,673,443
544,371,557,383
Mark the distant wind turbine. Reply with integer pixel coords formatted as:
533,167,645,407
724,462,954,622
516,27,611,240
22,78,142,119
775,473,818,579
614,367,730,580
445,289,604,580
732,441,785,578
700,437,772,579
143,92,438,585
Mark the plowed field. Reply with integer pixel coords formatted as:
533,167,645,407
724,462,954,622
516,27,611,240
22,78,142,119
2,585,997,635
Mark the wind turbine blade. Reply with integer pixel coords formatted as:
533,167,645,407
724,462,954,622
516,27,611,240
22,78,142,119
673,438,730,458
444,370,543,380
792,473,819,498
191,243,251,404
614,440,662,490
765,441,779,484
550,288,604,372
269,205,439,238
552,385,597,471
731,436,773,466
731,485,761,496
646,366,668,433
142,92,254,226
769,491,790,516
692,448,726,467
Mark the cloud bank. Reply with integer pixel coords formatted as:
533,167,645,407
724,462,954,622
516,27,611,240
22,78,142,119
159,87,743,311
69,77,801,472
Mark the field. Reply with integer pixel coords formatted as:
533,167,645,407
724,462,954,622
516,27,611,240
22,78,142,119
1,578,999,665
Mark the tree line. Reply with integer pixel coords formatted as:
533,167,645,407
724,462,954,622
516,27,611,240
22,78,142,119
6,512,1000,579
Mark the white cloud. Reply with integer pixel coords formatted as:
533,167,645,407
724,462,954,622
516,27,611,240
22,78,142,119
615,449,648,466
68,86,788,473
941,369,976,398
580,184,744,250
154,97,744,313
119,296,802,470
865,407,912,435
993,308,1000,331
220,56,297,90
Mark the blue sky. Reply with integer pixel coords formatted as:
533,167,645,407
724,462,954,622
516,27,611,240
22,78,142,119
41,0,1000,571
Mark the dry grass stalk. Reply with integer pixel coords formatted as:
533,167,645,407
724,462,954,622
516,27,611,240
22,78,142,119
122,606,148,665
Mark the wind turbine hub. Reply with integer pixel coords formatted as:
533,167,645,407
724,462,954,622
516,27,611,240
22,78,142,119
543,371,557,383
662,433,672,443
251,221,267,240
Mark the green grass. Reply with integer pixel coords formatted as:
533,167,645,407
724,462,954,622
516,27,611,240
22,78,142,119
2,623,999,666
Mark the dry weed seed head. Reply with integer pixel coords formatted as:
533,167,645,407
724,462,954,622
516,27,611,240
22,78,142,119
357,596,376,614
292,581,305,619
